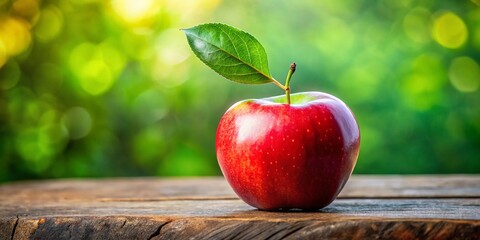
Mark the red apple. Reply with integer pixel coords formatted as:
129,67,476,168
216,91,360,211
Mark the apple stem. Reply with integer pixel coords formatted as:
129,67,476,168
285,62,296,105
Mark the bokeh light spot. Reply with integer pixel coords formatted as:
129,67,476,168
61,107,93,140
79,60,113,95
0,17,32,57
69,42,96,72
111,0,160,23
100,42,126,75
433,12,468,49
449,56,480,92
34,5,63,42
69,42,123,95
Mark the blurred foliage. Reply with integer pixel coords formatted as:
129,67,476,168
0,0,479,182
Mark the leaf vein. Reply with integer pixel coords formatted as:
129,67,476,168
232,30,252,64
215,25,240,59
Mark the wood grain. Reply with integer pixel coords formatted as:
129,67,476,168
1,175,479,239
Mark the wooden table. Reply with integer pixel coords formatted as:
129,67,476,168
0,175,479,239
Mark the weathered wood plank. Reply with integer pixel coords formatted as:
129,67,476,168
1,175,479,239
1,198,479,220
10,217,479,240
23,216,170,240
0,175,479,203
341,175,480,198
0,177,236,203
156,218,480,240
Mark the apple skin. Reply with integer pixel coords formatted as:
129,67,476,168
216,91,360,211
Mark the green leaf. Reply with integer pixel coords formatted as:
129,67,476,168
182,23,274,84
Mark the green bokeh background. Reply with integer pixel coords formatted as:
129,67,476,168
1,0,479,182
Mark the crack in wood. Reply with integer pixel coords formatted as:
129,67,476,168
147,221,171,240
120,219,127,229
10,216,18,240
